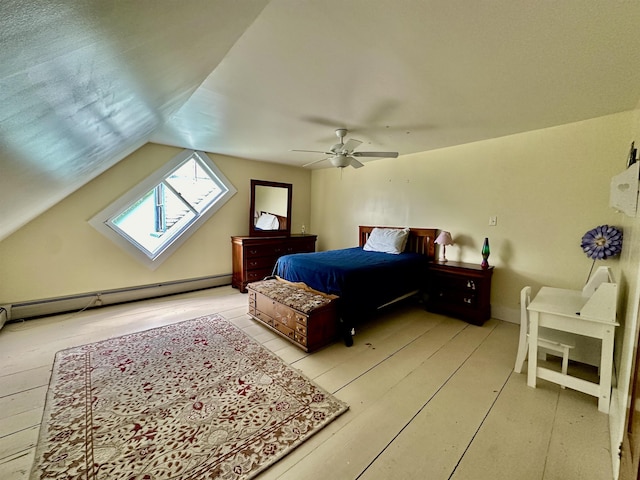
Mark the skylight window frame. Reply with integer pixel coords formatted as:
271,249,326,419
89,149,236,269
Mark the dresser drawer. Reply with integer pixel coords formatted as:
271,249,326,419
244,255,278,271
244,244,281,258
285,238,316,254
245,268,272,284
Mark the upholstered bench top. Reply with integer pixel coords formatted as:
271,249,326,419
247,278,337,314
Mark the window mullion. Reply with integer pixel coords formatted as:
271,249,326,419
162,180,198,215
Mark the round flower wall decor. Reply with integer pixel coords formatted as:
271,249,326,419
580,225,623,260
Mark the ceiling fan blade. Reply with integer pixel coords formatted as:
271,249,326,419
352,151,399,158
292,149,334,155
302,157,329,168
342,138,362,153
349,157,364,169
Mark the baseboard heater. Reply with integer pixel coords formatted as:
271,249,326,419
3,273,232,323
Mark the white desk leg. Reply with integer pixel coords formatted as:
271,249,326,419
527,311,539,388
598,325,615,414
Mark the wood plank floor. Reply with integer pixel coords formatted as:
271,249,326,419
0,286,613,479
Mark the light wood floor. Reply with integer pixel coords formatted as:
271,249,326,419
0,286,613,480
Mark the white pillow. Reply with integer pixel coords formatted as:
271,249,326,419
363,227,411,254
255,213,279,230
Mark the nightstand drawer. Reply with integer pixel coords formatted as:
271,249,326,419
427,261,494,325
432,288,477,307
433,274,481,293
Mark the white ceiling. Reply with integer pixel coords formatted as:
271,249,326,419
2,0,640,241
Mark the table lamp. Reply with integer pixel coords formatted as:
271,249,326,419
435,231,454,262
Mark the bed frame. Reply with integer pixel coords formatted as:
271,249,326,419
336,225,437,345
273,225,439,347
358,226,438,259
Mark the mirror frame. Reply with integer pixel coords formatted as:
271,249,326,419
249,179,293,237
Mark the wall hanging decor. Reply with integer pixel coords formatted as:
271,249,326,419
580,225,623,282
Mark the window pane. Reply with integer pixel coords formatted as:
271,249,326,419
111,186,196,256
165,157,223,213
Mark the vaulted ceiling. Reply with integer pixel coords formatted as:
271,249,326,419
3,0,640,241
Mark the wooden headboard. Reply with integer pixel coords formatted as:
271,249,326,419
358,226,438,260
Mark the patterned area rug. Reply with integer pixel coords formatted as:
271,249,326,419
30,315,348,479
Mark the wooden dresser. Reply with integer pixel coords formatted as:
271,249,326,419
427,261,494,325
231,234,317,293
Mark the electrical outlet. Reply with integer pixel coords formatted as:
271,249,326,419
489,216,497,226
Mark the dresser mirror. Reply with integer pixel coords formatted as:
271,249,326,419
249,179,292,237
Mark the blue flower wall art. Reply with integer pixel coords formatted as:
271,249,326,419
580,225,623,282
580,225,623,260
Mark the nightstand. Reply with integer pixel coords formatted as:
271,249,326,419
427,261,494,325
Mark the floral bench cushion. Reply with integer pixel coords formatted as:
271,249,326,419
247,278,337,314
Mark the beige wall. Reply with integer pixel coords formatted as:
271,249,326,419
311,110,637,323
0,143,312,303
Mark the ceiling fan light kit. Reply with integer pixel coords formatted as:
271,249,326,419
294,128,399,169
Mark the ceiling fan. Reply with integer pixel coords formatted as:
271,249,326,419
293,128,399,169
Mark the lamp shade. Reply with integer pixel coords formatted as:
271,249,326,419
435,231,454,246
435,231,454,262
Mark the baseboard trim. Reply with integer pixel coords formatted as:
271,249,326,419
6,274,232,322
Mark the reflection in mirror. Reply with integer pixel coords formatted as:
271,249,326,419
249,180,292,237
254,185,288,230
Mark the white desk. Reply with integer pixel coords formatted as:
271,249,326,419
527,285,618,413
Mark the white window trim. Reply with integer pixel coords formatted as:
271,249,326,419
89,150,236,270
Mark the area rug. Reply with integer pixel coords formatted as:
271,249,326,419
30,314,349,479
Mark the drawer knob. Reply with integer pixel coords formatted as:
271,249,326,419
467,280,476,290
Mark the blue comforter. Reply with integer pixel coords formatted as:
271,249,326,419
274,247,428,319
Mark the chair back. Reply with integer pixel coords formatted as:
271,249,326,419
514,285,574,377
513,286,533,373
520,286,531,331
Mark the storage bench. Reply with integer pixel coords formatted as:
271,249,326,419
247,278,339,352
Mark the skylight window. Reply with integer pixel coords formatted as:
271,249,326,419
90,150,236,268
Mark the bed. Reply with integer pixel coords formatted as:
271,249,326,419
274,226,437,346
